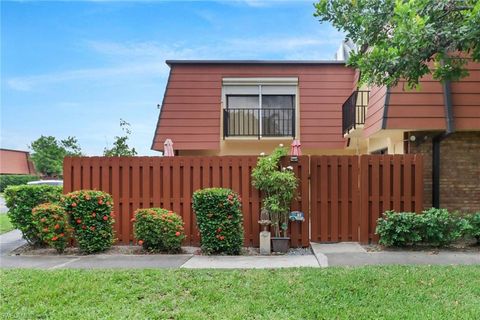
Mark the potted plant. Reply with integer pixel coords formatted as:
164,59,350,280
252,146,298,253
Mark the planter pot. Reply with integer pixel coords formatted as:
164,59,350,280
271,237,290,253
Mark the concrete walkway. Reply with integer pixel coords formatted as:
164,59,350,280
311,242,480,267
1,233,479,269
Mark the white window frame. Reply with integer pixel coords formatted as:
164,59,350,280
222,78,298,139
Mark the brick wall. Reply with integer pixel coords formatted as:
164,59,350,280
409,131,480,213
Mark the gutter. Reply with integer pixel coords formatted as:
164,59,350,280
431,79,454,208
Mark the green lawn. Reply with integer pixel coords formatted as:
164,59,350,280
0,214,14,234
1,266,479,319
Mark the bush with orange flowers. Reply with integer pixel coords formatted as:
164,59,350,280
32,203,71,253
62,190,115,253
192,188,244,255
133,208,185,252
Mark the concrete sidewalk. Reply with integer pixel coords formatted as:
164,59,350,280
1,232,479,269
311,242,480,267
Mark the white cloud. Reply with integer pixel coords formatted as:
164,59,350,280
6,33,343,91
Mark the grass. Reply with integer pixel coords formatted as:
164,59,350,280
1,266,479,319
0,214,14,234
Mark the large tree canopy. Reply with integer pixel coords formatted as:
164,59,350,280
30,136,82,177
314,0,480,87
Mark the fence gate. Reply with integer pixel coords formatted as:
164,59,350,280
310,155,424,244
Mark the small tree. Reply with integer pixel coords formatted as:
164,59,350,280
251,146,298,238
314,0,480,87
30,135,82,177
104,119,137,156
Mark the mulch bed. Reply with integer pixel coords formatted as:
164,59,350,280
11,244,313,257
363,239,480,253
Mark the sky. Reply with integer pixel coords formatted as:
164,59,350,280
1,0,344,155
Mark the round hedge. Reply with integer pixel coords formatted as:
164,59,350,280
62,190,115,253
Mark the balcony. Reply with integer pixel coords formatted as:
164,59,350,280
342,90,369,136
223,108,295,138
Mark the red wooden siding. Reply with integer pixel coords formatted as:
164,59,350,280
63,156,310,247
363,85,388,137
363,60,480,138
152,63,355,151
385,60,480,132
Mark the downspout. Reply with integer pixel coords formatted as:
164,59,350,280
432,78,454,208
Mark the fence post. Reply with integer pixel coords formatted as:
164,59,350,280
359,155,370,243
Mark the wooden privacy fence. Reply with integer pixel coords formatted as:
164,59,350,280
64,154,423,246
63,156,310,247
310,154,423,243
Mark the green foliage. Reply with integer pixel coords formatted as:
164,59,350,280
314,0,480,87
133,208,185,252
465,212,480,244
103,119,137,156
376,211,422,246
30,135,82,177
251,146,298,237
3,266,480,319
4,185,63,245
376,208,471,247
32,203,71,253
0,175,39,192
192,188,244,255
419,208,469,246
62,190,115,253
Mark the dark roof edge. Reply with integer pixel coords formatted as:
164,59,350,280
0,148,30,154
166,60,346,66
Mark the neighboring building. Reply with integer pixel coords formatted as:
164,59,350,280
152,59,480,212
0,148,36,175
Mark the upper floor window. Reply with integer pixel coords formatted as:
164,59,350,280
222,78,297,138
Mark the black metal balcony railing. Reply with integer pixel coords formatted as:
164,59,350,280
223,108,295,138
342,90,369,135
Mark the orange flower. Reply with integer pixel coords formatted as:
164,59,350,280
40,218,46,223
98,199,103,205
52,236,58,241
130,217,136,222
82,225,87,230
59,233,65,237
92,212,96,217
43,228,49,233
106,201,111,206
90,226,96,231
138,240,144,246
76,219,82,224
175,232,181,237
219,236,225,240
103,216,108,221
71,203,77,207
54,224,60,230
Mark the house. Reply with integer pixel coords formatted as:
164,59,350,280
152,59,480,212
0,148,36,175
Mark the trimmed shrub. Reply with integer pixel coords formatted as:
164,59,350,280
32,203,71,253
62,190,115,253
4,185,62,245
376,208,471,247
0,175,39,192
418,208,469,246
133,208,185,252
376,211,422,246
466,212,480,244
192,188,244,255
